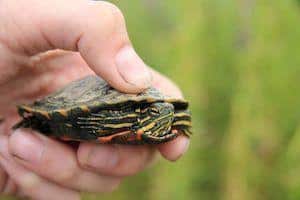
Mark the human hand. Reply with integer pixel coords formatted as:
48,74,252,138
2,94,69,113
0,1,190,199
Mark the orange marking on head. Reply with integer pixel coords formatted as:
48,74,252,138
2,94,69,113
172,129,178,135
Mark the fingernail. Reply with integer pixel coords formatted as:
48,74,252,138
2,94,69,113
9,130,44,163
86,145,119,170
115,46,152,89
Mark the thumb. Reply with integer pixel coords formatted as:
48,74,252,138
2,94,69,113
2,0,151,93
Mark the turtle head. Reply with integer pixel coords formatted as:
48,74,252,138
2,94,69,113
138,102,175,138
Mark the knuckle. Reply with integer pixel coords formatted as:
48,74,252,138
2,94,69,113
56,165,78,184
45,154,79,184
48,157,79,184
118,149,149,176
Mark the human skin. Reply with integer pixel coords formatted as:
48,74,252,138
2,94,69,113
0,0,190,199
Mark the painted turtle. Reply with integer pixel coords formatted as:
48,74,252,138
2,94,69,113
13,75,192,144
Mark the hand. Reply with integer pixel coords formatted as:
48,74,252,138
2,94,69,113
0,1,190,199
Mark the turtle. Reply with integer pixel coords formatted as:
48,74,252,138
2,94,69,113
13,75,192,144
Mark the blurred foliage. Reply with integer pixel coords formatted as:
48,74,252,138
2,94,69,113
3,0,300,199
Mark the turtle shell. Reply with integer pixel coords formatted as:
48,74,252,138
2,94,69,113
22,75,188,114
14,75,191,144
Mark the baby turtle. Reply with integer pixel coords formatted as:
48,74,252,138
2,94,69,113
13,75,192,144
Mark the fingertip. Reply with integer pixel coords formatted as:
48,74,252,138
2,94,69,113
75,2,152,93
89,45,153,94
158,136,190,162
115,46,152,91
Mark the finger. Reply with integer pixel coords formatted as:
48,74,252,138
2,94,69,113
7,130,121,193
78,143,157,177
157,135,190,161
0,135,80,200
3,0,151,93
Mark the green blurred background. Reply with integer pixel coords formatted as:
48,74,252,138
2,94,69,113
4,0,300,199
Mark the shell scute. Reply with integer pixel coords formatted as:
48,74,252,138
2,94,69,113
22,75,187,112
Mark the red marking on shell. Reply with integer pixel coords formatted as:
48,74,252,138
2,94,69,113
98,130,132,143
98,136,112,143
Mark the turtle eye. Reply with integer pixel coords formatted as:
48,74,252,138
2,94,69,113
150,108,160,116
